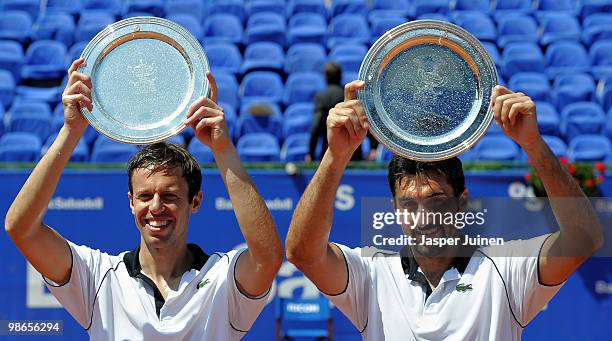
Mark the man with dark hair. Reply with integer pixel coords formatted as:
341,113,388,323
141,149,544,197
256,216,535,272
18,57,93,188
5,58,284,340
286,80,604,339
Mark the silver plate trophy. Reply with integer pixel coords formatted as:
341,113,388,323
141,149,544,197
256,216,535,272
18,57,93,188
358,20,498,161
79,16,209,144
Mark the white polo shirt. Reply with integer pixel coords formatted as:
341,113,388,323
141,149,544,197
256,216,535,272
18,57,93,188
325,233,564,340
43,241,269,341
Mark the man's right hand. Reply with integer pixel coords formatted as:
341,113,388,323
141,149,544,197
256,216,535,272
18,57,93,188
326,80,368,161
61,58,92,134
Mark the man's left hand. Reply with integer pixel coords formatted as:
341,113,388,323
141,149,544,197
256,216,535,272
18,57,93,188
491,85,542,149
184,72,232,152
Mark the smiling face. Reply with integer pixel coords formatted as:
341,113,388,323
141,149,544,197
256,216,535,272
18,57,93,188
128,166,202,249
394,170,466,257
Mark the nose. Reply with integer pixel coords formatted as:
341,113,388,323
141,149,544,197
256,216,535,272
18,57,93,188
149,193,164,214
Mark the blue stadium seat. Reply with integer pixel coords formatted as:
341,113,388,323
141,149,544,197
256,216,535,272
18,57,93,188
202,14,243,45
164,0,205,22
1,0,39,20
240,71,284,105
283,72,325,106
237,132,280,162
453,0,491,12
187,138,214,163
166,14,202,42
7,101,52,140
90,136,138,163
370,17,406,44
275,297,332,339
560,102,606,140
81,0,122,16
417,13,450,21
241,42,285,74
0,132,42,162
208,0,245,24
606,108,612,139
535,101,560,136
539,14,581,46
75,11,115,44
545,42,591,79
476,134,519,160
331,0,368,18
0,40,23,82
581,0,612,20
245,12,286,47
552,73,596,111
496,15,538,48
66,42,87,68
508,72,550,101
590,40,612,80
0,11,32,43
451,11,497,42
287,12,327,46
32,12,75,48
215,73,239,110
482,42,501,68
46,0,83,17
327,14,370,49
21,40,66,81
286,0,327,18
535,0,579,18
582,13,612,46
568,134,611,161
205,43,242,76
42,133,89,162
596,79,612,112
249,0,285,16
369,0,410,22
123,0,164,17
494,0,533,16
284,43,327,74
236,102,282,139
501,43,545,78
281,133,310,161
0,70,16,108
541,135,567,157
329,43,368,75
412,0,451,18
284,103,314,120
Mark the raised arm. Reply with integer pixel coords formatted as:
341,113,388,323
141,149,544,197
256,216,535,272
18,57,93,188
286,80,367,294
185,73,283,297
4,58,93,284
491,85,604,285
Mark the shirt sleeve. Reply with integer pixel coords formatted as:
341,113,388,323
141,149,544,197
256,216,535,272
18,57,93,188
490,233,565,326
42,240,113,329
322,243,371,332
226,248,271,334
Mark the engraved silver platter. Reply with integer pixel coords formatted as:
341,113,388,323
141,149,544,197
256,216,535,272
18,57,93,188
79,16,209,144
358,20,498,161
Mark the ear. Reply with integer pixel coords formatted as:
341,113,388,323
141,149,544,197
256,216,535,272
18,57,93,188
190,191,203,213
128,192,135,215
458,188,469,211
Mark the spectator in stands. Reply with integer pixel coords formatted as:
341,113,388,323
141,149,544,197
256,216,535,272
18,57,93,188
286,81,604,339
4,58,283,340
307,62,377,162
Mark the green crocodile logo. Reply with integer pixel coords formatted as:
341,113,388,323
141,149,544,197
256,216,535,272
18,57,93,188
455,283,473,292
198,279,210,289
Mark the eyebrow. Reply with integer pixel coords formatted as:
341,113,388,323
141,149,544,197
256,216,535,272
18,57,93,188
397,192,447,201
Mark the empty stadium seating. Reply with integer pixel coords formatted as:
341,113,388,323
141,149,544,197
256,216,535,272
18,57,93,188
0,0,610,164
